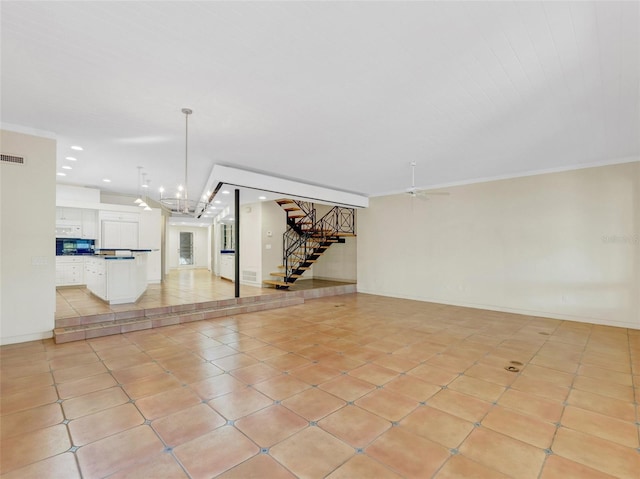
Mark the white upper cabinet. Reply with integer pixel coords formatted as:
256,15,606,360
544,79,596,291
56,207,82,222
81,209,97,239
100,211,140,249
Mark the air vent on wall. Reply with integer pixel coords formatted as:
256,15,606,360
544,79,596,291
1,153,26,165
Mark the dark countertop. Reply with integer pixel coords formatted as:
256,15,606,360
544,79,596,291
96,248,153,256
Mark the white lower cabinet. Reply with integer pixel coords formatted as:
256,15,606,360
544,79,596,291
84,256,106,298
56,257,85,286
85,255,148,304
220,254,235,281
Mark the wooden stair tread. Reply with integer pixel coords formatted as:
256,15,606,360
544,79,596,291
263,280,290,287
270,272,302,278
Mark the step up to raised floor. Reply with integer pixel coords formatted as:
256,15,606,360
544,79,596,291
54,293,304,344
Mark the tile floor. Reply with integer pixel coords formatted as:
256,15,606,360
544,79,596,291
2,293,639,478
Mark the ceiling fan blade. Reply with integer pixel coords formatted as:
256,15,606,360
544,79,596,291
416,190,450,196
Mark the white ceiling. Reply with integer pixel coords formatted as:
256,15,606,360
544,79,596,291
2,1,638,205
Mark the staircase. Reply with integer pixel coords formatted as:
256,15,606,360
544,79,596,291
263,200,356,290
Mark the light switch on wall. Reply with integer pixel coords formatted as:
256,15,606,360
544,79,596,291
265,244,271,250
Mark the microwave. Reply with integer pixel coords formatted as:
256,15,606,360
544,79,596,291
55,224,82,238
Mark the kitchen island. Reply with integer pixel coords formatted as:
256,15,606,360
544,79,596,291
85,250,150,304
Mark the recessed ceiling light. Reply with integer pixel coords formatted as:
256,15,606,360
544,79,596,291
214,200,221,204
229,218,234,221
62,165,72,170
222,190,230,195
65,156,77,161
103,178,111,183
141,184,149,188
258,196,267,200
159,186,165,193
71,145,83,151
57,172,66,176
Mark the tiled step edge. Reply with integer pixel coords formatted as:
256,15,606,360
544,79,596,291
299,283,356,299
54,295,305,344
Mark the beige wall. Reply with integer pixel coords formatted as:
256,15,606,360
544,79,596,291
239,202,262,286
358,162,640,329
1,130,57,344
313,236,357,282
261,201,287,281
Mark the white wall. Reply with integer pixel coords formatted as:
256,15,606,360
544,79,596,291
1,130,56,344
167,226,209,269
212,222,221,276
358,162,640,330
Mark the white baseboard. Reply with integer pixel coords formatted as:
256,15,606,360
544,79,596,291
355,288,639,330
0,330,54,346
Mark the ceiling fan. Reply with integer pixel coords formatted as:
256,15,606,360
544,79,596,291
406,161,450,199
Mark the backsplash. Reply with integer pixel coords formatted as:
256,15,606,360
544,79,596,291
56,238,95,255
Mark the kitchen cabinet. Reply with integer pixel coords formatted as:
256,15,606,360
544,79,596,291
56,207,97,239
81,209,97,239
85,254,148,304
56,207,82,222
84,256,106,298
99,211,140,249
220,253,235,281
101,220,139,249
56,257,85,286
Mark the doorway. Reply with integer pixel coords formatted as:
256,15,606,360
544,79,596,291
179,231,194,266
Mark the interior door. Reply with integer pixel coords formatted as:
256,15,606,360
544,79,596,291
179,231,194,266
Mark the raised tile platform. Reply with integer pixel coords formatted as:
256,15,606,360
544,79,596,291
54,283,356,343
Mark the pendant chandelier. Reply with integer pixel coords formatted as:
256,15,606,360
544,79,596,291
159,108,208,216
133,166,152,211
180,107,191,214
